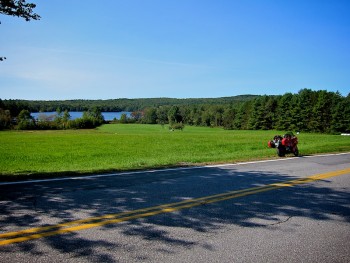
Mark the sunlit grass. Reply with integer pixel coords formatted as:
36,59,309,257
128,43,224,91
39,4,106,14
1,124,349,179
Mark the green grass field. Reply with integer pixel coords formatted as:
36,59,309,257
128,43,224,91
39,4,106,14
1,124,349,180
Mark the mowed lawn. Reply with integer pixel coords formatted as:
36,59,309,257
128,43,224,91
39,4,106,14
1,124,350,179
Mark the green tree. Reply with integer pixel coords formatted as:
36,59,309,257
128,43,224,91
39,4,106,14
17,109,35,129
312,90,333,132
142,107,157,124
0,0,40,20
189,106,202,126
263,96,278,130
275,93,294,130
168,106,182,125
89,107,105,126
211,106,224,127
119,113,128,124
330,94,349,133
200,109,211,127
62,110,71,128
156,106,168,125
296,89,316,131
179,106,191,125
248,97,264,130
53,107,63,127
222,106,236,130
233,101,253,130
73,107,104,129
249,96,278,130
0,108,11,129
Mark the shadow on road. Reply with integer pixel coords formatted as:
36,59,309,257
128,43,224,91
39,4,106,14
0,166,349,261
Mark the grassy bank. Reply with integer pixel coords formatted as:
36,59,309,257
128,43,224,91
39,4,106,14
1,124,349,180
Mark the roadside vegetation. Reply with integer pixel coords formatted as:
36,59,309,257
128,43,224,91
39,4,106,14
1,124,349,181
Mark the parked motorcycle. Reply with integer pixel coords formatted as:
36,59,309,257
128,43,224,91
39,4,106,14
268,133,299,157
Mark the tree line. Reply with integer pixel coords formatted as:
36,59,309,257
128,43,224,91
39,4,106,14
1,89,349,133
0,95,257,116
128,89,350,133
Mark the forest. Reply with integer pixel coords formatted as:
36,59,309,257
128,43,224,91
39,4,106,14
0,89,349,133
0,95,257,115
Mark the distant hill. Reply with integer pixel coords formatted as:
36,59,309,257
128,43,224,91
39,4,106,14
2,95,260,113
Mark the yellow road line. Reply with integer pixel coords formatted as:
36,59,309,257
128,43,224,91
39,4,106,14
0,186,259,239
1,168,349,246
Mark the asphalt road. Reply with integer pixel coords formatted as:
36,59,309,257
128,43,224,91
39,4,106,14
0,153,349,262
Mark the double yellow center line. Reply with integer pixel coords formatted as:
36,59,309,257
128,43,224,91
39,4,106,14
1,168,349,246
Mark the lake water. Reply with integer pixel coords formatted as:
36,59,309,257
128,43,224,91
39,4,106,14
31,111,132,121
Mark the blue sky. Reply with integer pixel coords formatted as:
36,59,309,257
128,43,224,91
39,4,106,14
1,0,349,100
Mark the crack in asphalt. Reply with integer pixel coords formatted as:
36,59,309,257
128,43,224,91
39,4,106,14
269,215,293,226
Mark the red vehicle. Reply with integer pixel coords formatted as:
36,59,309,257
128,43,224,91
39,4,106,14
268,132,299,157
